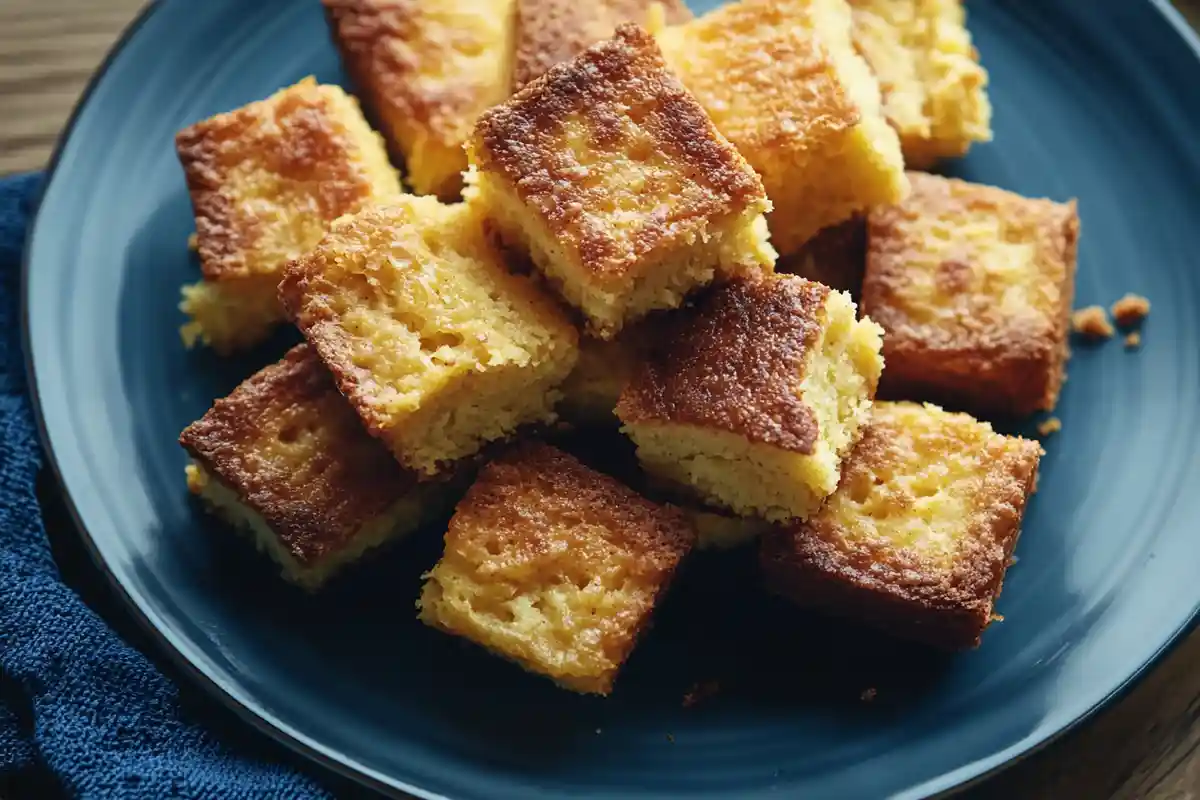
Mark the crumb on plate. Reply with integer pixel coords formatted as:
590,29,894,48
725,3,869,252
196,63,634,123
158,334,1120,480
1036,417,1061,437
1111,293,1150,327
1070,306,1114,339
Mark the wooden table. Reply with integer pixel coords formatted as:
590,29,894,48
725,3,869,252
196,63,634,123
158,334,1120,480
2,1,1199,798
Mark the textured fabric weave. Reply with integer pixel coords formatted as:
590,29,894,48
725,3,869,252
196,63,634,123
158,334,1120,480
0,173,332,800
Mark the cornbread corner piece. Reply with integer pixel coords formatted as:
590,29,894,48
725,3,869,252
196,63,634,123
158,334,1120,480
616,273,885,523
323,0,517,199
511,0,692,91
849,0,992,169
862,172,1080,417
656,0,907,257
467,24,775,340
175,77,401,354
778,217,868,298
279,196,579,476
418,442,695,694
761,401,1043,649
179,345,451,589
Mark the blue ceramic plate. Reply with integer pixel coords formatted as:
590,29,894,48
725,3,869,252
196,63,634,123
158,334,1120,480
22,1,1200,797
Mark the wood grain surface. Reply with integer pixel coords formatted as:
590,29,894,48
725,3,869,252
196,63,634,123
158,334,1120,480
2,1,1199,798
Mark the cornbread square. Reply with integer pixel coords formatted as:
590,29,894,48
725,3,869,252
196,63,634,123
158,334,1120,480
861,173,1080,417
176,77,401,353
849,0,992,168
467,24,775,340
323,0,517,199
179,345,451,589
617,273,885,523
511,0,691,90
656,0,907,257
778,217,868,297
279,196,579,476
761,402,1042,649
418,442,694,694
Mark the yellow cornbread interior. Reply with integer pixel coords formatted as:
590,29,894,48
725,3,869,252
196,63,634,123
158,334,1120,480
370,0,516,198
629,290,884,522
849,0,992,167
179,78,401,352
656,0,906,256
288,198,578,475
884,197,1046,328
178,279,282,354
186,464,436,590
467,121,775,339
820,402,1004,567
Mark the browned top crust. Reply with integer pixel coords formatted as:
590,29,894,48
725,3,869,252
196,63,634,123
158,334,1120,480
175,80,382,282
322,0,513,196
445,440,695,585
863,172,1079,364
512,0,691,91
763,403,1041,618
617,274,830,453
471,24,768,282
179,345,419,565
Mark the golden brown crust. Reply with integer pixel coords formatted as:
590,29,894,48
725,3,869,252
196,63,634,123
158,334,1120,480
761,404,1042,649
617,274,830,453
322,0,514,198
449,442,695,578
862,172,1079,417
434,441,695,690
471,24,768,283
179,345,420,566
512,0,691,91
175,80,382,282
777,217,867,297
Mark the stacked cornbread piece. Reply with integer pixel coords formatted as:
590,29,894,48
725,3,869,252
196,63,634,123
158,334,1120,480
176,0,1083,695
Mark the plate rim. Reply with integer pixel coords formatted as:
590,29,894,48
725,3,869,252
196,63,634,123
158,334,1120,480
19,1,1200,798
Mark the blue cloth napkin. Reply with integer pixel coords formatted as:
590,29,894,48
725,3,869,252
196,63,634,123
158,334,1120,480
0,173,335,799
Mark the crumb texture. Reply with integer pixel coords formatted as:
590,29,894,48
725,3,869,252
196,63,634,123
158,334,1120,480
762,401,1042,648
619,274,883,522
179,345,439,587
863,172,1079,416
323,0,518,198
418,443,694,693
279,196,578,474
848,0,992,167
469,24,773,338
657,0,907,255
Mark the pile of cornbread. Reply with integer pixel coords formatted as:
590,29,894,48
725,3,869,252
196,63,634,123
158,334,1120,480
176,0,1084,695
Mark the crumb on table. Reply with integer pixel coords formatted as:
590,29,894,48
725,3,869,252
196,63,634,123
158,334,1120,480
1111,293,1150,327
1125,331,1142,349
1071,306,1114,339
1037,417,1062,437
187,232,198,252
